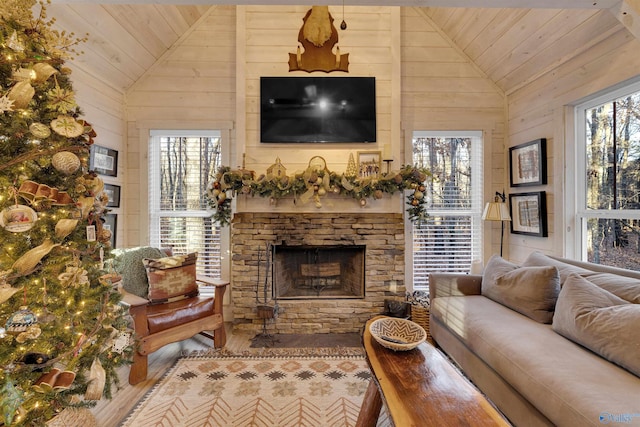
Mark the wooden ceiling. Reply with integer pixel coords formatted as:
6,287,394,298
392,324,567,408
46,2,636,96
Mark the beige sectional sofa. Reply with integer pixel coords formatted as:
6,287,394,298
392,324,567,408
429,251,640,427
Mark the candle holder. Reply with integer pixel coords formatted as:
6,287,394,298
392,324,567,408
383,159,393,175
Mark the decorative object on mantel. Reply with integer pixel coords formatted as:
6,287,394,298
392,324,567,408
288,6,349,73
206,156,430,226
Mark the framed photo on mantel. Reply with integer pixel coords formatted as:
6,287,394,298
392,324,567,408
509,138,546,187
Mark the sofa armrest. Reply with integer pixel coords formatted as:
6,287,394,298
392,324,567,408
429,273,482,301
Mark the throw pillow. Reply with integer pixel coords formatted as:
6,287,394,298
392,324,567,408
522,251,592,285
143,252,199,304
111,247,166,298
482,255,560,323
552,274,640,377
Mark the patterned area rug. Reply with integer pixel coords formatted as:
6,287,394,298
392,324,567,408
121,352,389,427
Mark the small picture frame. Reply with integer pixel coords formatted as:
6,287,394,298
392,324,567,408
104,184,121,208
509,138,546,187
509,191,547,237
90,145,119,177
357,151,382,179
103,213,117,248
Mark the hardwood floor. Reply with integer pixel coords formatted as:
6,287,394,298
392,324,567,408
90,324,254,427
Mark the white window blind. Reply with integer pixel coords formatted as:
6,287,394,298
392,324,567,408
411,131,483,289
149,131,222,278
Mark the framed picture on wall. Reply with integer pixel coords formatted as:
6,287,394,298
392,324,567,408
509,191,547,237
509,138,546,187
90,145,119,177
103,213,117,248
357,151,382,179
104,184,121,208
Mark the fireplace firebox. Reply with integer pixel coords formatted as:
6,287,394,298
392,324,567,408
273,245,365,299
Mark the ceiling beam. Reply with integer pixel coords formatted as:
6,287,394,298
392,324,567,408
610,0,640,40
49,0,621,9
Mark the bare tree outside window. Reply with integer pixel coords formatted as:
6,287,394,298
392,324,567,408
152,135,223,277
585,91,640,270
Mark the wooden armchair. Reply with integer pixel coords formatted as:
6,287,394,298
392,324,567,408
114,247,228,385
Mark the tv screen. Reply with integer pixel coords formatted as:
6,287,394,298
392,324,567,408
260,76,376,143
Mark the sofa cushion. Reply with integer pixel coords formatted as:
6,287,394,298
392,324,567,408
552,273,640,377
143,252,199,304
522,251,592,285
112,246,166,298
431,295,640,427
482,255,560,323
580,273,640,304
146,296,214,334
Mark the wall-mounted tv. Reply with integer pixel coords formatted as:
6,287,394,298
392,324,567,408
260,76,376,143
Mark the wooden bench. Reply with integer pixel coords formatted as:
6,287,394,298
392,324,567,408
356,316,511,427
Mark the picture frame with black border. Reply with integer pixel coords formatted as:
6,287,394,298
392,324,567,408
509,191,547,237
357,151,382,179
103,184,121,208
509,138,546,187
103,213,117,248
90,144,119,177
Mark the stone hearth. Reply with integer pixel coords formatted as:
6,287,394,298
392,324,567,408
231,212,406,334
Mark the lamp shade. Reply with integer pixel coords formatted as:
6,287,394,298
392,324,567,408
482,202,511,221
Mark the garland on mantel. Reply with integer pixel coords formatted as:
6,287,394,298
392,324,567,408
205,157,431,226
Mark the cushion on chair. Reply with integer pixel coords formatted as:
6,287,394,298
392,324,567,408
143,252,199,304
112,247,166,298
146,297,215,334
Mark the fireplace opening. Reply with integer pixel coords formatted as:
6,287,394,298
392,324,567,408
273,245,365,299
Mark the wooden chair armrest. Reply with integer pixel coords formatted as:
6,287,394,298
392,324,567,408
196,275,229,287
118,285,150,307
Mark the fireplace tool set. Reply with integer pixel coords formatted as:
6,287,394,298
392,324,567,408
251,242,279,347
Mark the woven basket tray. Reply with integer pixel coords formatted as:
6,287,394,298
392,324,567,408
410,305,431,342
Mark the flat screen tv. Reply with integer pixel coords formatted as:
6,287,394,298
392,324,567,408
260,76,376,143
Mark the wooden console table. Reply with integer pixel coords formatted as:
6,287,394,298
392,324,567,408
356,316,511,427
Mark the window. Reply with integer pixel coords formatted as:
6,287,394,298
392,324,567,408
575,81,640,270
410,131,483,289
149,130,223,278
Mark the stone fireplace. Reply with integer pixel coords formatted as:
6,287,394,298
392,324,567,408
231,212,406,334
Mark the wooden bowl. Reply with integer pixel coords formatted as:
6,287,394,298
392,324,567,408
369,317,426,351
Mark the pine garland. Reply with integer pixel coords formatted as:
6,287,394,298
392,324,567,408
206,163,431,226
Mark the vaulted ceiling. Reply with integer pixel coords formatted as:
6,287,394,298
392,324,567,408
46,1,639,96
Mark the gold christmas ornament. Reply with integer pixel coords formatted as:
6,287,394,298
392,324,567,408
52,151,81,175
51,115,84,137
7,80,35,109
29,122,51,139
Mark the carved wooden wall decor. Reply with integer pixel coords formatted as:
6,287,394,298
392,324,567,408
288,6,349,73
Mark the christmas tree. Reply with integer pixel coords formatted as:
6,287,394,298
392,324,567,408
0,1,132,425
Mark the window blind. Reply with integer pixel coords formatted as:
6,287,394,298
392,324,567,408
411,131,483,289
149,131,222,278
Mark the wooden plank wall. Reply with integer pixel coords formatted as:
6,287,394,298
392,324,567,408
124,5,237,246
123,5,507,251
506,10,640,263
66,66,126,248
400,7,506,260
241,5,395,176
